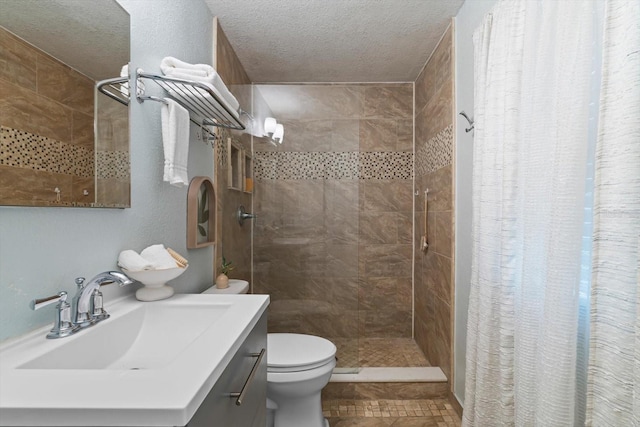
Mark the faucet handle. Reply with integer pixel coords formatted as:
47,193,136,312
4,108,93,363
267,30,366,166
30,291,66,311
75,277,85,288
90,288,110,321
30,291,79,339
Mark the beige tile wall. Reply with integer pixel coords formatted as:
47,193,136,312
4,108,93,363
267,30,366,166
213,22,252,283
0,27,96,206
414,24,455,381
253,83,414,367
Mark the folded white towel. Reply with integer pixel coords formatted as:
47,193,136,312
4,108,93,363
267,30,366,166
140,244,179,269
118,250,153,271
160,56,240,114
160,56,214,78
161,98,190,187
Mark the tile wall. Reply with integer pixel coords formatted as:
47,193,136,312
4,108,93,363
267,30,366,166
414,24,455,381
0,27,95,206
252,83,413,368
95,85,130,207
213,22,252,283
0,26,130,207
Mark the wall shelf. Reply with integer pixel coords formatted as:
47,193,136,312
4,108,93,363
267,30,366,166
228,139,243,191
135,70,245,131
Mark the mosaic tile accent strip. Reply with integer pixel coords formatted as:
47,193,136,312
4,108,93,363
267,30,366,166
59,144,93,178
326,151,361,180
254,151,413,180
96,151,130,180
360,151,413,180
323,398,460,425
216,128,229,168
416,124,453,176
1,126,93,178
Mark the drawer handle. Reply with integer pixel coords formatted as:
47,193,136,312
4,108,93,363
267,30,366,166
230,348,266,406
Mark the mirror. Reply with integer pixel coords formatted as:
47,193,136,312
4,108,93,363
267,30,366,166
0,0,130,207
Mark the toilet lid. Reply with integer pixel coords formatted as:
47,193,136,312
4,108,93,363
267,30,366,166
267,333,336,372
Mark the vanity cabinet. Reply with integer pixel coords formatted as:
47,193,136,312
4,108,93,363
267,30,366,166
185,312,267,427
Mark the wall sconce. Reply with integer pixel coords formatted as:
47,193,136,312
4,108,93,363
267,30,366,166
264,117,284,144
264,117,277,136
273,124,284,144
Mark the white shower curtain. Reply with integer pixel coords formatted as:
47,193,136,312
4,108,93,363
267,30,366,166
587,0,640,425
463,0,603,425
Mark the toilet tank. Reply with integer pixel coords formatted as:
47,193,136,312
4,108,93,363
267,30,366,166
202,279,249,295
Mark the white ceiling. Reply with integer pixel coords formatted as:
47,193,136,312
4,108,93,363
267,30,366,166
0,0,129,81
204,0,465,83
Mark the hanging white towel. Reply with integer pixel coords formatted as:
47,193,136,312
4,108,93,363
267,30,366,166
161,98,190,187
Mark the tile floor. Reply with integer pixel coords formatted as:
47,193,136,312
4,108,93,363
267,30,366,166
333,338,431,369
323,338,459,425
323,399,461,426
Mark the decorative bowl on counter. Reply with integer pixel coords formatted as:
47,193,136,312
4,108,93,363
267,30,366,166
122,266,187,301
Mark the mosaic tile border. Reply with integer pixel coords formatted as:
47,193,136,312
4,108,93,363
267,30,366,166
416,124,453,176
96,151,130,180
254,151,413,180
1,126,93,178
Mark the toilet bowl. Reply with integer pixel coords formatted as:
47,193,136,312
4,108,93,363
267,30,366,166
200,282,336,427
266,333,336,427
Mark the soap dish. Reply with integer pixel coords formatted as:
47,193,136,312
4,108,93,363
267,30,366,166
122,266,187,301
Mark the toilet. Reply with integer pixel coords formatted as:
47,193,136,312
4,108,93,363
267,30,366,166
201,281,337,427
266,333,336,427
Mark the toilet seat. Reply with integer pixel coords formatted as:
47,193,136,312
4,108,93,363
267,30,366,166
267,333,336,373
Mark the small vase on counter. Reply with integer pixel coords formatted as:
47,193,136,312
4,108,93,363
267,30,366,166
216,273,229,289
216,256,234,289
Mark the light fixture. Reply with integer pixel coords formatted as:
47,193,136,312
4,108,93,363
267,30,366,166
264,117,277,135
273,124,284,144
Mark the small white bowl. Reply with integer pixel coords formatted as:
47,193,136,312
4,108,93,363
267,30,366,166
122,266,187,301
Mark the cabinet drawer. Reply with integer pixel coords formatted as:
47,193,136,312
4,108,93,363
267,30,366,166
186,312,267,427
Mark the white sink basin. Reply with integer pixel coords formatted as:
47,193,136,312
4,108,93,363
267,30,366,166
0,294,269,426
19,302,230,370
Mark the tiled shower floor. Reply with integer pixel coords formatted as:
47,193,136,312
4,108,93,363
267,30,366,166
332,338,431,369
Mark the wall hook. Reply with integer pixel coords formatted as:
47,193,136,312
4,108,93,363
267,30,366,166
459,111,475,133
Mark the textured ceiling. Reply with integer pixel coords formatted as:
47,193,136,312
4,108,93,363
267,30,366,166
204,0,465,83
0,0,129,81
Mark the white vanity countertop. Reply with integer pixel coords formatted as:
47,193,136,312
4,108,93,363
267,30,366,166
0,293,269,426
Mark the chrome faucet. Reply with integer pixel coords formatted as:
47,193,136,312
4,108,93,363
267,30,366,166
30,270,132,339
72,271,133,327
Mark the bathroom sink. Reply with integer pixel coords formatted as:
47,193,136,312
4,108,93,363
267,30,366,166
19,301,230,370
0,293,269,426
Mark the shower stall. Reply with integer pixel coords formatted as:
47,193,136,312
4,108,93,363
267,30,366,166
251,83,431,375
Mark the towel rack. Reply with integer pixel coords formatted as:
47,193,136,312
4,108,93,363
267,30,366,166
97,76,130,106
135,69,246,131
